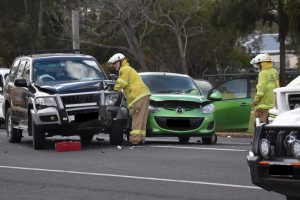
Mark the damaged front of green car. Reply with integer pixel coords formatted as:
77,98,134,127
140,72,219,144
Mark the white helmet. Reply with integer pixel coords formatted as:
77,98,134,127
108,53,125,64
250,53,272,65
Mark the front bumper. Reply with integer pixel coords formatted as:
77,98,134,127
247,155,300,197
31,105,128,136
147,111,215,137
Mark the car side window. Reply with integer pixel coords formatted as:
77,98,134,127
22,61,30,81
9,59,21,81
16,60,27,79
217,79,250,100
194,80,213,97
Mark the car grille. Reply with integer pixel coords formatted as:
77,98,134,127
150,100,201,110
154,117,204,131
288,94,300,109
61,94,99,106
60,94,100,122
257,127,300,158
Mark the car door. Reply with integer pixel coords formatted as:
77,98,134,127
11,60,27,123
6,59,21,121
213,79,252,131
15,60,31,125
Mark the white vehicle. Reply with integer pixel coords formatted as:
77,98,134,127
268,75,300,123
248,108,300,199
0,68,10,123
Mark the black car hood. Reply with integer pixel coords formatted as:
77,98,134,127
35,80,102,94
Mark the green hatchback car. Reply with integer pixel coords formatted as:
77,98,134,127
140,72,221,144
140,72,252,144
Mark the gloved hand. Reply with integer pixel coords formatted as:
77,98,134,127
107,81,116,91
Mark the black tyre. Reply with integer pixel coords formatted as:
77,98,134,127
109,126,124,145
202,134,217,144
79,133,94,145
6,108,22,143
286,196,300,200
30,116,46,150
178,137,190,143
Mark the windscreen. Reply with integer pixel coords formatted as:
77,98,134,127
141,74,201,95
33,59,106,83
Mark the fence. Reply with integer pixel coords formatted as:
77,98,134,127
202,71,300,89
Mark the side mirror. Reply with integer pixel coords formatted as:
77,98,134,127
207,89,223,101
14,78,28,87
109,74,117,81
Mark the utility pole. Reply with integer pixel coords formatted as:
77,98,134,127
72,0,80,51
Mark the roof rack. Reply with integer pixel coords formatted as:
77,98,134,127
19,49,81,56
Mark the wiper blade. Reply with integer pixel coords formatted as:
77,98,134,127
157,90,183,94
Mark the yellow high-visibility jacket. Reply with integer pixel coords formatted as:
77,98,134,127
254,62,279,110
114,59,151,108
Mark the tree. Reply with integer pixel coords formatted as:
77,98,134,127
255,0,289,86
145,0,204,74
79,0,154,71
207,0,300,85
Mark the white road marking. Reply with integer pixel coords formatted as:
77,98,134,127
150,145,247,152
0,165,260,190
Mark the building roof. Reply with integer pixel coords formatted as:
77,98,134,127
243,33,292,55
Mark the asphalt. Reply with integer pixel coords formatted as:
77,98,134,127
0,129,285,200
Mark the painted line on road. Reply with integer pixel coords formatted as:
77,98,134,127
150,145,247,152
0,165,260,190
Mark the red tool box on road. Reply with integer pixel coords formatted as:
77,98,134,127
55,141,81,152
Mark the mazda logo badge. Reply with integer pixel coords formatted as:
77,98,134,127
176,107,184,113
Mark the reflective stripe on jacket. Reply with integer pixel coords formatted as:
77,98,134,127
114,59,151,108
254,62,279,110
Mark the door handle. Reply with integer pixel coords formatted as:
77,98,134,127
240,102,250,106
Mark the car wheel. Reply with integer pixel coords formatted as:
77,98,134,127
109,126,124,145
30,116,46,150
178,137,190,143
79,133,94,145
202,134,217,144
6,108,22,143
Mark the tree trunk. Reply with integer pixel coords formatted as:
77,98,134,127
121,25,149,72
279,31,286,86
278,0,288,86
36,0,44,48
176,33,188,74
37,0,43,37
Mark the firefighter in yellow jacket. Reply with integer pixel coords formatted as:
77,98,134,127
250,53,279,123
108,53,151,145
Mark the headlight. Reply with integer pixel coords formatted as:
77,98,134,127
284,131,297,149
35,97,57,110
149,105,159,113
105,93,119,106
291,140,300,159
200,104,215,114
259,139,271,159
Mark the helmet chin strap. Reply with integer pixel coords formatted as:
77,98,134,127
257,63,261,70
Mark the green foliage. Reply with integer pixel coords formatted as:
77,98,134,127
0,0,299,76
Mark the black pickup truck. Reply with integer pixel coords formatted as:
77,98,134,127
3,51,129,149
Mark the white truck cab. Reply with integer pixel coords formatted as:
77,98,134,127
269,75,300,123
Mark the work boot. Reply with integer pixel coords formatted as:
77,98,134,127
122,141,138,146
139,140,145,145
